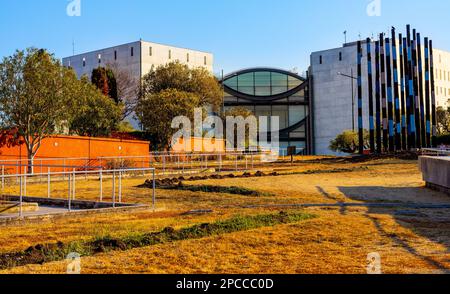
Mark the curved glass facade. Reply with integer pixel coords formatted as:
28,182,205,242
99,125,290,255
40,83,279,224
222,68,312,155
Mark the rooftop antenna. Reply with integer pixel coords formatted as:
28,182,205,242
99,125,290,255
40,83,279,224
343,31,347,44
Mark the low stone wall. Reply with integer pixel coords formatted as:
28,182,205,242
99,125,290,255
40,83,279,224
419,156,450,195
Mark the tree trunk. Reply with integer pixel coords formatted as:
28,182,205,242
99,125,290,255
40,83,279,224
27,149,35,175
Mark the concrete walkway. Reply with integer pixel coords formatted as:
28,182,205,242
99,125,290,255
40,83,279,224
0,205,79,219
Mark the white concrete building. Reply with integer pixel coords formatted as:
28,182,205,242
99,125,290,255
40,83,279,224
63,40,213,80
434,49,450,109
62,40,213,129
310,42,450,155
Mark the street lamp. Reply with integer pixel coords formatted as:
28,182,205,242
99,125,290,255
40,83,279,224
337,70,357,132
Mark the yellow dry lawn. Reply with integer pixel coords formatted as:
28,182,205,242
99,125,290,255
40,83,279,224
1,157,449,274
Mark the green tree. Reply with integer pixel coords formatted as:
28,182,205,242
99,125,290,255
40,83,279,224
0,48,77,172
436,107,450,135
91,67,119,104
69,77,122,137
136,89,201,150
140,61,222,111
329,130,370,154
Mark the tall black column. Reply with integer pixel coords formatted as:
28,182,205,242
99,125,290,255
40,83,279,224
392,29,401,151
380,35,388,152
417,33,426,148
375,41,382,153
430,40,437,146
403,37,412,149
406,25,416,149
412,30,421,148
385,38,395,152
424,37,431,147
399,34,407,150
366,39,375,153
357,41,364,154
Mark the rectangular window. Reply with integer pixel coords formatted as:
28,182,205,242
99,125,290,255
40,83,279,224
82,58,86,67
114,50,117,60
98,54,101,64
339,52,342,61
169,50,172,59
187,53,190,62
131,47,134,57
204,56,207,65
319,55,323,64
149,47,152,56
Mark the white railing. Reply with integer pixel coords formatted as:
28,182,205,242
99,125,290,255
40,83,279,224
421,148,450,156
0,166,156,218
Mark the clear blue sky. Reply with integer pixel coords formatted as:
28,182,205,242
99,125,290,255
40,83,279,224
1,0,449,74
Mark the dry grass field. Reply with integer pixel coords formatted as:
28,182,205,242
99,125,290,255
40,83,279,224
1,156,449,274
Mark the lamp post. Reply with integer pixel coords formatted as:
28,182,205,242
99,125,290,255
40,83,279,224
338,70,357,132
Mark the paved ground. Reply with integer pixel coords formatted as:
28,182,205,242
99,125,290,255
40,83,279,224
0,206,79,219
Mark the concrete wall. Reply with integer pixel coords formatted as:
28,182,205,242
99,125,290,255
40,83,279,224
419,156,450,194
140,41,213,75
0,135,150,173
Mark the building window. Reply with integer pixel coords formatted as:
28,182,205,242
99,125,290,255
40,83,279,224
82,58,86,67
114,50,117,60
187,53,190,62
319,55,323,64
168,50,172,59
131,47,134,57
98,54,101,64
149,47,152,56
339,52,342,61
204,56,207,65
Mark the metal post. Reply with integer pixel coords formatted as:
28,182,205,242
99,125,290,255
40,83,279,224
152,169,156,211
99,169,103,202
112,171,116,208
23,167,27,197
72,169,76,200
163,155,166,175
1,165,4,191
47,167,51,198
19,175,23,218
119,170,122,203
68,173,72,212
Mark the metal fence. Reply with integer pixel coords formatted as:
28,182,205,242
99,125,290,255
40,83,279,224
0,166,156,218
0,150,292,177
420,148,450,156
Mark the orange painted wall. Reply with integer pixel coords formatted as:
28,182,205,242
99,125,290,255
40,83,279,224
171,137,226,153
0,135,150,173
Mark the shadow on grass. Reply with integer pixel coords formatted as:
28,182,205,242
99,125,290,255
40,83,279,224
338,186,450,273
